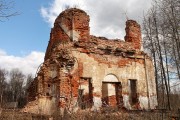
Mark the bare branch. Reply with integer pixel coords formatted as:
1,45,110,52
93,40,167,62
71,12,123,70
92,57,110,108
0,0,19,21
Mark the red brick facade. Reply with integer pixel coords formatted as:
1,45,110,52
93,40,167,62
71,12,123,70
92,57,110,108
24,8,157,115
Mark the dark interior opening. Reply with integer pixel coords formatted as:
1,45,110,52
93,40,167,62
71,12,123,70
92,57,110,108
102,82,123,107
78,89,84,109
78,77,93,109
46,93,50,96
129,79,138,105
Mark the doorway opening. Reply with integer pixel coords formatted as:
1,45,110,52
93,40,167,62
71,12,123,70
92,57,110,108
102,82,123,107
102,74,123,108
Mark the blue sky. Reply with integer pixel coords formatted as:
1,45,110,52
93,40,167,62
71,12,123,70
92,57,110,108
0,0,152,75
0,0,51,56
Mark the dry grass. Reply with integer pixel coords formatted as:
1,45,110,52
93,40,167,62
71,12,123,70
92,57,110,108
0,108,179,120
0,109,49,120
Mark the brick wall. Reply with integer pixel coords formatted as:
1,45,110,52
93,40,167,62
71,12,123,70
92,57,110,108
125,20,142,49
24,8,157,115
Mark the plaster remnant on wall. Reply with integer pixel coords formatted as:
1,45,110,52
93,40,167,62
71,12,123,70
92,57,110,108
23,8,157,115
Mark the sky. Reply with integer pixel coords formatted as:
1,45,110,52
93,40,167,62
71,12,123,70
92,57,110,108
0,0,152,76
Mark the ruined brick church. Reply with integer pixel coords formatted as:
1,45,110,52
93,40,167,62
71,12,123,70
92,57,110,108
23,8,157,115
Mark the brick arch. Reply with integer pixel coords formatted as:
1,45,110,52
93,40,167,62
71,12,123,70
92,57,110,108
103,74,119,82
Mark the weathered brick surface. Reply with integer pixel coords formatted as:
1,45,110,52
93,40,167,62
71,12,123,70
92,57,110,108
102,95,117,107
45,8,90,60
124,20,142,49
27,78,38,101
24,8,157,115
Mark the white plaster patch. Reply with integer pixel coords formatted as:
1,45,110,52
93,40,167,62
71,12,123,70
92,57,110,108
38,97,56,115
103,74,119,82
69,30,80,41
50,70,57,78
79,85,89,94
139,96,149,109
149,96,158,109
93,97,102,109
107,84,116,96
123,95,131,109
59,23,80,41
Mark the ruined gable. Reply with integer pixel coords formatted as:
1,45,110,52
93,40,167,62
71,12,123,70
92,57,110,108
23,8,157,115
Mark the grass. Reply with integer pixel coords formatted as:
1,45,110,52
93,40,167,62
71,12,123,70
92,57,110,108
0,108,179,120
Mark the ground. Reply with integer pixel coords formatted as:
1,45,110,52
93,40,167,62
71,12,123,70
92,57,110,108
0,108,179,120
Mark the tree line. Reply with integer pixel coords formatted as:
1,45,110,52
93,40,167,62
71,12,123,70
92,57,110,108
0,68,33,108
143,0,180,110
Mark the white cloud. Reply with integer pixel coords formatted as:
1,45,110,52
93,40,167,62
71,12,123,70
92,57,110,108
0,49,6,56
0,49,44,76
40,0,152,39
40,0,86,27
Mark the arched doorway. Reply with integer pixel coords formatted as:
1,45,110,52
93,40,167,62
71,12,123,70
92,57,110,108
102,74,123,108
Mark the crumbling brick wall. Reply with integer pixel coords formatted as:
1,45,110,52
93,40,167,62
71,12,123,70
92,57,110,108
45,8,90,60
24,8,157,115
27,78,38,102
125,20,142,49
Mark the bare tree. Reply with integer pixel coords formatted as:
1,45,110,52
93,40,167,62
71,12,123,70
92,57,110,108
25,74,34,89
9,68,25,102
0,68,7,108
143,0,180,110
159,0,180,80
0,0,18,21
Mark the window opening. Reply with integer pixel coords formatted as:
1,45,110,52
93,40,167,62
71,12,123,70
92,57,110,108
129,79,138,105
78,77,93,109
